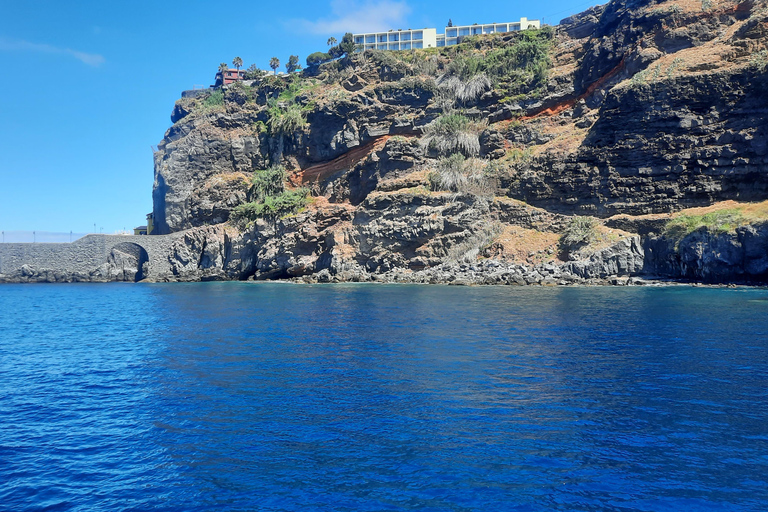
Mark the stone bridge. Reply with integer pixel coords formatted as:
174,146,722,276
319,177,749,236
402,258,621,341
0,233,185,282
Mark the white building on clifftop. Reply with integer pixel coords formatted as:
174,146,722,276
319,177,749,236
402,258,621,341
353,18,540,51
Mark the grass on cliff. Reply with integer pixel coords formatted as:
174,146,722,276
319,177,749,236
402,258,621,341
231,188,310,223
661,201,768,240
663,209,746,239
231,165,310,224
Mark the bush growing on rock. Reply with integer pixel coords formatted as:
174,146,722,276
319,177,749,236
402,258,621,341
559,216,599,254
267,101,307,136
446,222,502,264
251,165,287,201
422,113,484,156
202,90,224,110
428,154,492,197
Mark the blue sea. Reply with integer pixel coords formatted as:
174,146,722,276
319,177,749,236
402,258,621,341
1,283,767,511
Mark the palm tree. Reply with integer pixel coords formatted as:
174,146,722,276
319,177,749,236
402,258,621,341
232,56,243,72
218,62,229,74
327,36,337,46
269,57,280,75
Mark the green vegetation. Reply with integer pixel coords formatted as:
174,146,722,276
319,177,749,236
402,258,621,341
232,189,310,223
250,165,287,201
231,165,311,224
427,153,492,197
202,89,225,110
307,32,356,68
359,27,553,101
269,57,280,75
232,56,243,72
558,216,599,253
446,222,502,264
218,62,228,74
663,210,747,240
244,63,265,80
750,49,767,71
422,113,485,156
286,55,301,73
307,51,331,67
267,101,307,136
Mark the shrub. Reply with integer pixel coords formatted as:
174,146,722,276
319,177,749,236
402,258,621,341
267,101,307,136
422,113,484,156
750,50,768,71
231,188,310,223
446,222,502,264
559,216,599,252
202,89,224,109
436,72,491,108
251,165,287,201
429,154,492,197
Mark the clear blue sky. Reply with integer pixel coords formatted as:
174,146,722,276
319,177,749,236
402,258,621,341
0,0,600,235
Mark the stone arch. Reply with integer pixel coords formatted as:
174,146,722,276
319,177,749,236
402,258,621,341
107,242,150,282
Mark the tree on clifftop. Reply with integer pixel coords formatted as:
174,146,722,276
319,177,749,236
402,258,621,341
232,56,243,72
286,55,300,73
269,57,280,75
327,37,337,46
339,33,355,56
218,62,229,75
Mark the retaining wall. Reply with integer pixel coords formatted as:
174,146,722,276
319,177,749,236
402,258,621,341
0,234,182,280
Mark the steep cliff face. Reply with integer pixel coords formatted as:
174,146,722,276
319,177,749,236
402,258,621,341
149,0,768,284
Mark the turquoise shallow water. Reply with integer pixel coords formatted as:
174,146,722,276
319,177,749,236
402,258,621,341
1,283,767,511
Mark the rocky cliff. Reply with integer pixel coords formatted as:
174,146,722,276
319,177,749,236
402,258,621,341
148,0,768,285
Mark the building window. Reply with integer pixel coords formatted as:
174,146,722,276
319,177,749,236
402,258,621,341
446,28,457,37
413,31,423,39
355,36,363,44
413,41,423,49
366,35,375,43
459,27,470,36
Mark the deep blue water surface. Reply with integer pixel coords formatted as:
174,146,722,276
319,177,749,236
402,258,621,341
1,283,767,511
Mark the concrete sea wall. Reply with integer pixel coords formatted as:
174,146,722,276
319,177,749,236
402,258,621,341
0,234,182,282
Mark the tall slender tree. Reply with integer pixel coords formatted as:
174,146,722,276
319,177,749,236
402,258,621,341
232,56,243,73
218,62,229,74
286,55,300,73
269,57,280,75
327,36,337,46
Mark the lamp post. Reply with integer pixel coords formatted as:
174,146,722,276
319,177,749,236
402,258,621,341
33,231,36,243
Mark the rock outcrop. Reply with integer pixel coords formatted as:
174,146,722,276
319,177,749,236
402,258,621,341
139,0,768,285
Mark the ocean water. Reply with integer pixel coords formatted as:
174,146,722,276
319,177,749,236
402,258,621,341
1,283,767,512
